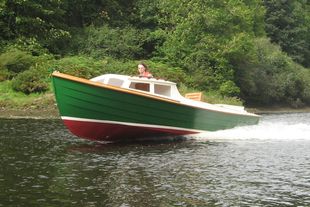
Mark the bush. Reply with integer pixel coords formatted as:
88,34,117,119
299,69,310,105
51,56,105,79
44,29,72,55
0,68,10,81
219,80,240,97
50,56,187,85
7,38,50,56
0,49,35,79
11,69,49,94
79,26,151,59
236,38,310,106
94,58,137,76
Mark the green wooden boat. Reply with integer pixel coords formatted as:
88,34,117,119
52,71,259,141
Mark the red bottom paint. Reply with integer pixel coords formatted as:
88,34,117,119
63,119,198,141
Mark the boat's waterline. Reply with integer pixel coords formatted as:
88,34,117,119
62,116,205,141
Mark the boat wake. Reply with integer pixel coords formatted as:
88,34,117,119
189,113,310,141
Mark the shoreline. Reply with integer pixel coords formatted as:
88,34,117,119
246,106,310,114
0,107,60,119
1,106,310,120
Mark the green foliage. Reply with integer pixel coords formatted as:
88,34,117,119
0,80,54,109
50,56,187,84
78,26,155,60
64,0,136,27
0,80,20,107
178,83,243,105
0,47,54,93
298,69,310,105
0,0,309,107
0,49,35,79
236,37,310,107
12,38,50,56
142,61,186,83
2,38,50,58
11,68,49,94
0,0,71,54
130,0,160,28
90,58,138,76
264,0,310,67
51,56,105,79
98,59,187,84
219,80,240,97
157,0,265,92
0,68,10,81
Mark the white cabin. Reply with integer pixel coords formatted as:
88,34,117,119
91,74,183,100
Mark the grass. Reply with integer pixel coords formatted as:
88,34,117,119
0,80,56,109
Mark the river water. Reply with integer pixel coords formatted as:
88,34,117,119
0,113,310,207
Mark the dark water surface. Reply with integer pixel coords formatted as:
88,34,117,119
1,113,310,207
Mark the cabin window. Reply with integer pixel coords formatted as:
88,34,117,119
154,84,171,97
129,82,150,92
107,78,124,87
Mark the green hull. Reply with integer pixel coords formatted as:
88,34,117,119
52,72,259,141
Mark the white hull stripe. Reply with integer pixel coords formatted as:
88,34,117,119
61,116,206,133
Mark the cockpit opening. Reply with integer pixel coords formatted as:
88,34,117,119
129,82,150,92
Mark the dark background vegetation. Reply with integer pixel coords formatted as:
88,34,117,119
0,0,309,107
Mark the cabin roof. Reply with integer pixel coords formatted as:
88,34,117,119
91,74,176,85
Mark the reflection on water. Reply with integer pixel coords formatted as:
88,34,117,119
0,113,310,207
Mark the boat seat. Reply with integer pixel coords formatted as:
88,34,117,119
185,92,203,101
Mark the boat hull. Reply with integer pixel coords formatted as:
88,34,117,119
63,117,199,141
52,72,259,141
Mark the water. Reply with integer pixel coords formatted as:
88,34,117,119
0,113,310,207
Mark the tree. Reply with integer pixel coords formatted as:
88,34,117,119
156,0,264,92
264,0,310,67
64,0,137,27
0,0,70,53
235,37,309,106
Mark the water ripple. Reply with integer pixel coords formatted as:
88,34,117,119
1,113,310,206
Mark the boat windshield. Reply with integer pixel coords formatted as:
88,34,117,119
107,78,124,87
154,84,171,97
129,82,150,92
129,81,172,98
